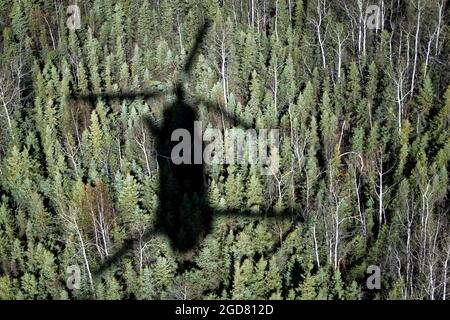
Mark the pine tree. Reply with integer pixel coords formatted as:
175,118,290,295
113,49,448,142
239,31,257,100
0,275,15,300
347,61,361,125
19,273,40,299
414,71,434,134
246,70,263,124
279,54,297,108
246,165,264,213
116,173,140,230
86,29,102,94
9,1,29,41
224,165,244,211
231,258,254,299
103,273,123,300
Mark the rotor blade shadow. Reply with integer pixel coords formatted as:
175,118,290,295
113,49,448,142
194,98,254,130
92,226,162,279
182,20,211,78
91,207,295,280
69,88,166,103
213,209,296,221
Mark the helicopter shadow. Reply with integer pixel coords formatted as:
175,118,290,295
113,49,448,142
70,21,293,280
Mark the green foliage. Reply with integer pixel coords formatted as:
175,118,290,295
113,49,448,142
0,0,448,301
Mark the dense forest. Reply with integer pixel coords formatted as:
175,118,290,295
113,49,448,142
0,0,449,300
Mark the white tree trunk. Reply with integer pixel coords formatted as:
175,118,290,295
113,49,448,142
410,0,422,94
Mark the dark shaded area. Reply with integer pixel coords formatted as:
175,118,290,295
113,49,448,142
70,21,289,280
149,82,210,252
71,22,216,253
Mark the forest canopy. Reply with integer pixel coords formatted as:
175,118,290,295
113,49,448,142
0,0,449,300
